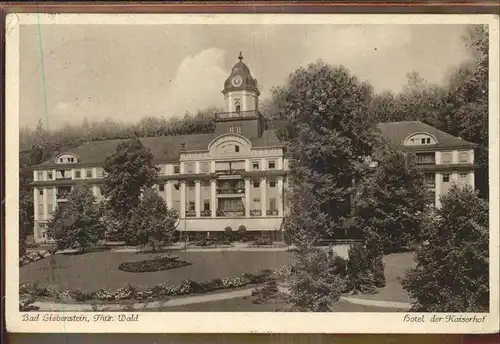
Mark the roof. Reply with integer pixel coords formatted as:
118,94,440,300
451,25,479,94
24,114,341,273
34,130,283,168
376,121,477,149
223,53,259,95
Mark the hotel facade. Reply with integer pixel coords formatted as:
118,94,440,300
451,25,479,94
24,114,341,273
30,55,477,243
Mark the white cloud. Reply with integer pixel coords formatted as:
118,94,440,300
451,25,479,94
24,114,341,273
164,48,228,116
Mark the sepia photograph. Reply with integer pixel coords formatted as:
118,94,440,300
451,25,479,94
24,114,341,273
4,13,499,333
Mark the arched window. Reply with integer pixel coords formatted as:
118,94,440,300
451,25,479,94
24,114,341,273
236,104,241,113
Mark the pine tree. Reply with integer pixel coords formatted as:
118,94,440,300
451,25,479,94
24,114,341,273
102,138,158,243
401,185,489,312
47,184,104,252
129,188,178,251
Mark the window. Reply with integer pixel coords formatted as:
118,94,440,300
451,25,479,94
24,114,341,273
174,165,180,174
204,200,210,211
174,183,180,191
229,126,234,133
268,160,276,169
426,138,431,144
47,171,53,180
269,198,277,211
459,151,469,163
416,153,435,165
202,181,210,188
443,173,450,183
269,180,276,188
186,163,195,174
173,201,180,212
37,172,43,180
75,170,81,179
236,125,242,134
158,165,166,175
424,173,435,187
441,152,452,164
187,181,195,189
159,184,165,192
235,145,240,153
421,138,426,145
253,198,260,210
39,189,43,196
86,169,93,178
201,162,209,173
253,180,260,188
236,104,241,113
252,161,259,170
460,173,468,180
96,168,105,178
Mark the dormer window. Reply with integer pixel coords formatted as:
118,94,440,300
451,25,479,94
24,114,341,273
404,133,437,146
55,153,78,164
235,145,240,153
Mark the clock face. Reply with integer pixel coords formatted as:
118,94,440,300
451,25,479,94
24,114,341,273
231,75,243,87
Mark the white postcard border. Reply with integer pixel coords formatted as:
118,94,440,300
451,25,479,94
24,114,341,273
5,13,500,334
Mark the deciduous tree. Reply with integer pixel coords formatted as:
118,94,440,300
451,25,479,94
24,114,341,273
47,184,104,252
401,185,489,312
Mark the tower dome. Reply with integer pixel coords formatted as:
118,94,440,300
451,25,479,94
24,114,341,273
222,52,260,95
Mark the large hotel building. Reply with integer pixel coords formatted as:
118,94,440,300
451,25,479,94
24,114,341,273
30,54,477,243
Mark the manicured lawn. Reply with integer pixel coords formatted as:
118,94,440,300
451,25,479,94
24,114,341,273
162,297,407,312
353,252,416,302
19,251,295,292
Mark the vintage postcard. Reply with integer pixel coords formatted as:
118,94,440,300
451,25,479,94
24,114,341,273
4,13,500,333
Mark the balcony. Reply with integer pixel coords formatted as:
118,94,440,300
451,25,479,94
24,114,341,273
216,210,245,217
250,209,262,217
200,210,211,217
215,169,245,176
266,209,279,216
217,187,245,195
214,110,260,120
186,210,196,218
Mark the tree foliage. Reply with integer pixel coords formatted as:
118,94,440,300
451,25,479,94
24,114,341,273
47,184,105,252
129,188,178,251
354,144,429,251
102,139,158,243
288,247,346,311
278,61,381,243
401,185,489,312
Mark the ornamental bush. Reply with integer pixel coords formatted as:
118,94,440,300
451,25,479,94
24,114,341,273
237,225,247,241
224,226,234,242
401,186,489,312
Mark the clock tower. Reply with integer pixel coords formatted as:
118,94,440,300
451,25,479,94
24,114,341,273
215,52,265,137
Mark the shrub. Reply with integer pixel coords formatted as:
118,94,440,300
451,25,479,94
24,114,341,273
288,247,346,311
224,226,234,242
237,225,247,241
252,238,273,246
401,186,489,312
346,242,378,294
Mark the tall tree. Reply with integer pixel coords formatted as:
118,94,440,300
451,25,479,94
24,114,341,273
129,188,179,250
278,61,380,242
47,184,105,253
353,144,429,251
102,138,158,243
401,185,489,312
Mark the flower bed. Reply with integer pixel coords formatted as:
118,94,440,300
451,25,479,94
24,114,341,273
118,255,191,273
19,250,52,267
19,265,294,304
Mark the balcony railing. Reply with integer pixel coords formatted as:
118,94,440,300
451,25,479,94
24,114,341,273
250,209,261,217
266,209,279,216
216,210,245,217
217,187,245,194
214,110,260,120
215,169,245,175
56,176,72,180
186,210,196,218
200,210,211,217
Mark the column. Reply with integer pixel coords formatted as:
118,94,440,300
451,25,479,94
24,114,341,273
244,159,250,171
260,177,267,216
93,167,97,178
33,188,40,242
180,162,185,174
52,187,57,212
469,172,475,190
260,158,267,171
52,169,56,180
435,172,442,208
211,180,217,218
245,178,251,217
180,181,186,218
277,157,283,170
452,150,459,164
210,160,216,173
92,185,99,198
166,181,173,209
277,177,284,217
42,187,49,221
195,181,201,217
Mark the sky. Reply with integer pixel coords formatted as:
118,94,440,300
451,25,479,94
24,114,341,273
19,23,474,130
